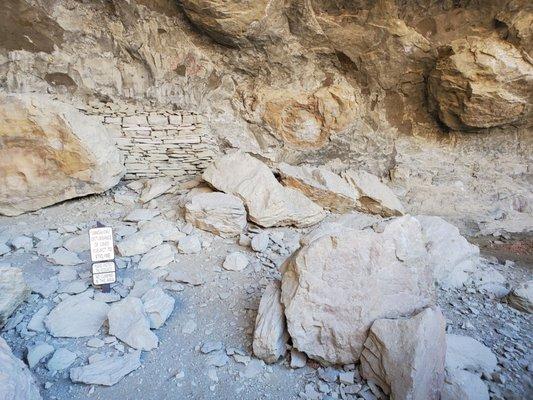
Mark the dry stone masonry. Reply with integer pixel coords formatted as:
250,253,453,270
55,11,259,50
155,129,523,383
100,111,218,181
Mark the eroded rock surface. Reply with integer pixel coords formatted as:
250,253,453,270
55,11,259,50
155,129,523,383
428,36,533,130
0,93,124,216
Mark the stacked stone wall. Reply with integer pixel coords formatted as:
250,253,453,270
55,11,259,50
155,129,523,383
98,111,218,180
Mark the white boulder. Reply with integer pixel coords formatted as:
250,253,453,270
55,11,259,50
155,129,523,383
281,215,435,364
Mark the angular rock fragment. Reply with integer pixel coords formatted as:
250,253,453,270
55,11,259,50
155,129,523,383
203,152,325,228
281,216,434,364
45,293,109,338
252,281,288,363
139,177,174,203
47,247,83,266
223,252,249,271
0,337,42,400
507,280,532,313
416,216,479,289
0,266,30,328
27,306,50,332
117,231,163,257
124,208,161,222
278,163,358,213
177,235,202,254
70,351,141,386
47,348,77,371
138,218,184,242
108,297,158,351
185,192,247,238
342,170,404,217
251,232,269,252
360,307,446,400
165,263,205,286
141,287,175,329
0,93,124,216
27,343,54,369
138,244,174,270
63,234,90,253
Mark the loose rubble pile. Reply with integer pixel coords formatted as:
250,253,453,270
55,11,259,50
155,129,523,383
0,151,531,400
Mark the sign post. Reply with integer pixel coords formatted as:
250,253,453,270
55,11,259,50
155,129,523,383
89,222,116,292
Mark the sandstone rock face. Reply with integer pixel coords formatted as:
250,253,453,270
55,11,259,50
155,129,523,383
507,280,533,313
259,81,358,149
0,337,42,400
203,152,325,228
277,163,358,213
185,192,247,238
416,216,479,288
281,216,435,365
342,170,404,217
252,281,288,364
0,93,124,216
428,36,533,130
0,266,30,328
360,307,446,400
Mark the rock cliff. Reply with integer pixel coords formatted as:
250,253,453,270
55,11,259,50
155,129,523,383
1,0,531,233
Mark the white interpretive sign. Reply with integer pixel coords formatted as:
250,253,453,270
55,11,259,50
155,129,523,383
89,227,115,262
91,261,117,285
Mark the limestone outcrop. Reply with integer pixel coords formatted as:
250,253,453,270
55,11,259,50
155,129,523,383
280,215,435,365
0,93,124,216
428,36,533,130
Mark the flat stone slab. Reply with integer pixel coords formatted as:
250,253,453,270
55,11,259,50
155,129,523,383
70,351,141,386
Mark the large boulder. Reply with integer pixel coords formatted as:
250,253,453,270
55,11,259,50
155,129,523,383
416,216,479,289
0,266,30,328
342,170,404,217
281,215,435,365
203,152,325,228
0,337,42,400
277,163,358,213
360,307,446,400
428,36,533,130
252,281,288,363
0,93,124,216
185,192,247,238
180,0,275,47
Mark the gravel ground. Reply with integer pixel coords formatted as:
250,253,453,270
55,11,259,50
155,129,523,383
0,190,531,400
